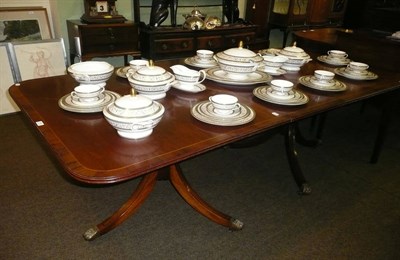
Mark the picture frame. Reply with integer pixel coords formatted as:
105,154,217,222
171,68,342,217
0,42,19,114
0,7,52,42
9,38,68,82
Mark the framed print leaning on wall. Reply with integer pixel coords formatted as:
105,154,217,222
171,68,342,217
0,7,52,42
9,38,67,82
0,42,19,114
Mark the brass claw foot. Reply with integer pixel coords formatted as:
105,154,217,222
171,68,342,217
229,218,244,231
83,227,100,241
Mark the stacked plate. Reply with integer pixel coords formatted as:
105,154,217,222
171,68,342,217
58,90,121,113
184,56,218,69
298,75,347,92
191,100,255,126
317,55,351,66
253,85,309,106
205,67,272,85
334,67,378,80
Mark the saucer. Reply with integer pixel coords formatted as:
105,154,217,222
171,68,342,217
253,86,309,106
115,66,131,78
334,67,378,80
310,77,336,88
205,67,272,85
299,76,347,92
257,66,286,76
191,101,255,126
317,55,351,66
171,81,206,93
59,90,121,113
184,56,218,69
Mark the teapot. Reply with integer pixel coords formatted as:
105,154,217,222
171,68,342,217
182,7,206,30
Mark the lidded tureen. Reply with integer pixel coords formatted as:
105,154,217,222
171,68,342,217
276,42,312,71
214,41,263,78
103,89,165,139
127,60,175,99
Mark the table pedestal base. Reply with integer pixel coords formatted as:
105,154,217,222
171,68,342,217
83,164,243,241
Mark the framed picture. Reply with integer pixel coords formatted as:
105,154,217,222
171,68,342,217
0,42,19,114
0,7,52,42
9,38,67,82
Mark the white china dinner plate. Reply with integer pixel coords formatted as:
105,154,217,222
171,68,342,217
115,66,131,78
253,86,309,106
171,81,206,93
257,66,286,76
59,90,121,113
299,76,347,92
191,101,255,126
205,67,272,85
317,55,351,66
184,56,218,69
334,67,378,80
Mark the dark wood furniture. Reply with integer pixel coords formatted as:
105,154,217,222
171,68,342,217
139,24,258,60
245,0,272,49
67,20,140,64
9,49,400,240
267,0,348,47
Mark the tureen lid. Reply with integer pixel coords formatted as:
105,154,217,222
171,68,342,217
129,60,174,84
135,60,165,76
223,41,258,58
114,89,152,110
279,42,309,58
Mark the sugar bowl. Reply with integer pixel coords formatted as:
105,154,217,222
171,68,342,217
103,89,165,139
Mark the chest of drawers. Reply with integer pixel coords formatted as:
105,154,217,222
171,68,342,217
67,20,140,64
140,24,258,60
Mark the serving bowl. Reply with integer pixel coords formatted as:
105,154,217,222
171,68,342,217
103,89,165,139
68,61,114,85
214,41,263,78
127,60,175,99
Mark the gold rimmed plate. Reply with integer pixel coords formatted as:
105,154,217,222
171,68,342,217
253,86,309,106
205,67,272,86
334,67,378,80
299,75,347,92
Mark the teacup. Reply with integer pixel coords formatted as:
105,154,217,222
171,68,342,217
209,94,239,115
346,61,369,74
314,70,335,82
270,79,294,94
129,59,148,71
327,50,348,60
71,84,104,102
196,49,214,63
175,70,206,86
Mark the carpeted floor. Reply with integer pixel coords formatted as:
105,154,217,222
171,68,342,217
1,101,399,260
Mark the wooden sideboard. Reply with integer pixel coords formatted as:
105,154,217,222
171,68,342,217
67,20,141,64
139,24,258,60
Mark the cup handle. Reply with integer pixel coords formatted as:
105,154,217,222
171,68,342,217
197,70,206,84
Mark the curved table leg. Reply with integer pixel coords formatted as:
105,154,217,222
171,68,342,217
285,124,312,195
83,171,158,241
169,164,244,231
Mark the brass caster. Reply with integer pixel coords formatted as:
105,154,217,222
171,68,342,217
83,226,100,241
229,218,244,231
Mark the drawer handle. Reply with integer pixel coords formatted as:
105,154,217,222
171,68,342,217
161,43,168,50
207,40,213,48
231,38,237,45
108,28,115,40
181,42,188,48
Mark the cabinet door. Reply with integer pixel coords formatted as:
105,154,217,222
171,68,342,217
307,0,331,24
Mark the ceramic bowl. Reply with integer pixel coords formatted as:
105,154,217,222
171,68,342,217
214,42,263,77
262,55,288,68
68,61,114,85
127,61,175,99
103,89,165,139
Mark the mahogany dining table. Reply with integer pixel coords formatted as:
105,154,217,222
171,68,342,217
9,50,400,240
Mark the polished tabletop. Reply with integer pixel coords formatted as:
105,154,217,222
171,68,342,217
9,57,400,185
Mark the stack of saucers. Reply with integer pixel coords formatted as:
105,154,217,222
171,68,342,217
299,70,347,92
184,49,218,68
317,49,351,66
334,61,378,80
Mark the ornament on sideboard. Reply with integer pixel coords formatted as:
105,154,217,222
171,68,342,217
182,7,222,30
81,0,126,24
149,0,178,27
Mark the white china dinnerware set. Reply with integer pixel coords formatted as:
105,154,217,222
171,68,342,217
253,79,309,106
184,49,218,68
59,61,121,113
191,94,255,126
317,49,351,66
334,61,378,80
299,69,347,92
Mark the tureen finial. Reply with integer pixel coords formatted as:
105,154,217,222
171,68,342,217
238,41,243,49
293,41,297,47
148,60,154,68
131,88,137,96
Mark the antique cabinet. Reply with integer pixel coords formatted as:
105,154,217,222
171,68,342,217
140,24,258,60
67,20,140,64
267,0,348,47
